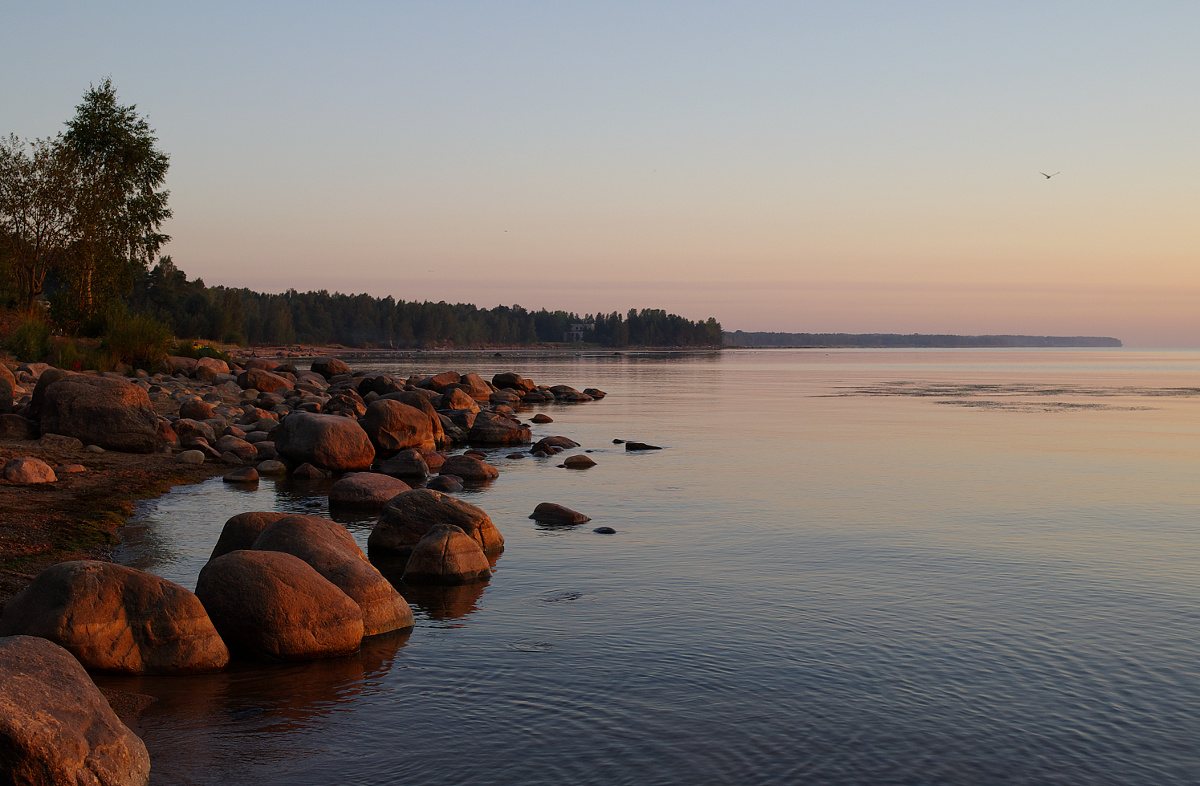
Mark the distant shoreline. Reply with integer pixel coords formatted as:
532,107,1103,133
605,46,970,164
723,332,1122,349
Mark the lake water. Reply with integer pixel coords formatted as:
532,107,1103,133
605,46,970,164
105,349,1200,785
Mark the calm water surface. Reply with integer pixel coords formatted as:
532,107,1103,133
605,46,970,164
108,349,1200,785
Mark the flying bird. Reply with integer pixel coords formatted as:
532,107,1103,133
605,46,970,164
1040,171,1060,179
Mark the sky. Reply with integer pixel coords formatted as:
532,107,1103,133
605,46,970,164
3,2,1199,346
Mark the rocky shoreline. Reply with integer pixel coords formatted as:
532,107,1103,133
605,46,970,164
0,352,623,784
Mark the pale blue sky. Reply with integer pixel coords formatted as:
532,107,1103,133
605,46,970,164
3,2,1199,345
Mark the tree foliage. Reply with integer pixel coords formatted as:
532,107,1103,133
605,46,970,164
0,80,171,327
128,259,722,348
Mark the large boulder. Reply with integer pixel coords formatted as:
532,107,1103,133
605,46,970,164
209,512,290,559
0,561,229,675
458,373,494,400
532,435,581,454
359,399,437,455
0,635,150,786
329,472,411,508
377,449,429,481
193,356,230,382
491,372,535,392
237,368,294,394
402,524,492,584
251,514,413,637
311,357,351,379
38,375,160,453
377,391,445,445
369,488,504,557
0,413,36,440
3,456,56,484
439,454,499,482
274,412,375,472
195,550,364,661
467,413,531,446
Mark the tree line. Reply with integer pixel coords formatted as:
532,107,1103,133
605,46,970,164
1,80,721,350
129,258,723,348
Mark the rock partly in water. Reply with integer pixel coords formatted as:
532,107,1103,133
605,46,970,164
425,474,463,492
274,412,375,472
562,454,596,469
209,511,290,560
195,550,364,661
369,488,504,558
0,635,151,786
0,561,229,675
530,502,592,526
251,514,414,637
624,441,663,451
439,454,500,482
223,467,259,483
402,524,492,584
359,399,437,454
329,472,411,508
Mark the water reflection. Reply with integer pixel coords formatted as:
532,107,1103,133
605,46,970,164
97,627,410,728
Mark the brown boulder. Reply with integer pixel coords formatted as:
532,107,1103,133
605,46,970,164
3,456,56,484
532,435,581,453
329,472,411,507
0,413,36,440
0,635,150,786
39,375,160,453
237,368,294,394
0,561,229,675
563,454,597,469
359,399,437,454
178,398,215,420
402,524,492,584
311,357,351,378
531,413,554,424
468,413,532,446
530,502,591,525
440,454,499,481
195,550,364,661
440,387,480,413
274,412,375,471
377,391,445,444
209,511,289,560
459,373,494,400
491,371,535,392
377,449,429,481
369,488,504,557
252,514,413,637
193,356,230,382
164,355,199,375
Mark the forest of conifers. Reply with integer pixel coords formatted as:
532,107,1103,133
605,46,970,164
128,258,724,348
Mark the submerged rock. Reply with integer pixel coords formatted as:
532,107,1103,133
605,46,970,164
329,472,411,508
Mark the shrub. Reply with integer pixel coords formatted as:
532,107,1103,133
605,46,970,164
5,317,53,362
102,313,174,370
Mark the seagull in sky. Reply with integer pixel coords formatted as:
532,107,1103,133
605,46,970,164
1040,171,1060,179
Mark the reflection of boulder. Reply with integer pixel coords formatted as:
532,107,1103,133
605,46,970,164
402,524,492,585
0,635,150,786
369,489,504,558
398,580,490,622
94,627,411,762
0,561,228,675
195,550,364,661
252,514,414,637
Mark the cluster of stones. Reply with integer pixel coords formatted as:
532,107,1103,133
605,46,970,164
0,490,508,784
0,357,608,489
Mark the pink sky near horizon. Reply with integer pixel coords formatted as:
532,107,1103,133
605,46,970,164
4,3,1199,346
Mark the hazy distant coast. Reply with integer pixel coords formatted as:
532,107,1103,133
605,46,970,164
724,332,1123,349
